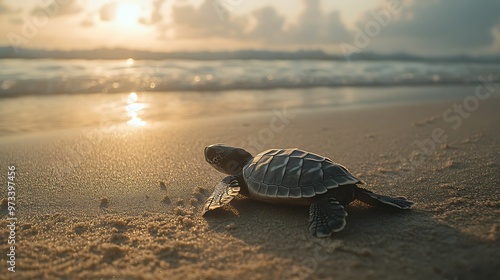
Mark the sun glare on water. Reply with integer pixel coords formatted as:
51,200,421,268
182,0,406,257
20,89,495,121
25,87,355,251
126,92,146,126
116,3,140,27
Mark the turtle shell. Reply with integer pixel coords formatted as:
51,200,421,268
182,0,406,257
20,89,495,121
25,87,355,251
242,149,361,199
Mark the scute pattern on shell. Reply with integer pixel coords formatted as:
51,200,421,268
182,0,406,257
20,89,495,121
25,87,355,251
243,149,361,199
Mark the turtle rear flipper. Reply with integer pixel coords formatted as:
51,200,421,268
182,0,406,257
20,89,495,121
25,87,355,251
355,187,414,209
201,176,240,216
309,197,347,237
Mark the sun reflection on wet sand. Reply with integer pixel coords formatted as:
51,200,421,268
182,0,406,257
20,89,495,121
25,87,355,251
126,92,146,126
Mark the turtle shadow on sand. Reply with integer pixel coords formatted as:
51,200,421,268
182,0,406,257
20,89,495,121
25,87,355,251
201,144,499,279
203,198,500,280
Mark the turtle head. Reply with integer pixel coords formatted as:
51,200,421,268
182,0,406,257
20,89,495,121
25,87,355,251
204,144,253,175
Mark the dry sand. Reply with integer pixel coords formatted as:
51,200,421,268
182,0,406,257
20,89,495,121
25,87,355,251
0,96,499,279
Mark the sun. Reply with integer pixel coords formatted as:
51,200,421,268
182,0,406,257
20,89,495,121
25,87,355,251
115,3,140,27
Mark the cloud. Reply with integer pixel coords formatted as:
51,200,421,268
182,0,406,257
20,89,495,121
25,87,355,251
286,0,350,44
99,2,116,21
0,0,23,15
81,15,94,27
359,0,500,53
139,0,166,25
290,0,323,42
10,17,23,24
248,6,286,42
138,0,170,39
31,0,83,17
0,0,11,14
170,0,350,45
246,1,350,45
168,0,500,54
171,0,247,38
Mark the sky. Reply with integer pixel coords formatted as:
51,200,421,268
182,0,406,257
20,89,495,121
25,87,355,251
0,0,499,56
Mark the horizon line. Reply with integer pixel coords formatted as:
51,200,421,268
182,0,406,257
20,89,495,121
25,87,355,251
1,46,499,63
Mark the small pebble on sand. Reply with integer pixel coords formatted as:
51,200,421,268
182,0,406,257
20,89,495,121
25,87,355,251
225,223,237,231
161,195,171,204
100,197,109,208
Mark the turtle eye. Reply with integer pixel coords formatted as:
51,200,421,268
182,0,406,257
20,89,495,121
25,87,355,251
213,152,224,166
207,150,223,165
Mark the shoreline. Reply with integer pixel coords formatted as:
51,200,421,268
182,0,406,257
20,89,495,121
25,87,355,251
1,84,499,138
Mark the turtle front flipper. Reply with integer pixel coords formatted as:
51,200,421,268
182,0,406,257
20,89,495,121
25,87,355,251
201,176,240,216
355,187,414,209
309,197,348,237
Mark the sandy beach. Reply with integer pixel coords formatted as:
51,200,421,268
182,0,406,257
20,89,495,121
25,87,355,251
1,0,500,278
0,87,499,279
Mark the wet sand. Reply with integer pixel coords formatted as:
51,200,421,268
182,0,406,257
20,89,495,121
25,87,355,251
1,95,499,279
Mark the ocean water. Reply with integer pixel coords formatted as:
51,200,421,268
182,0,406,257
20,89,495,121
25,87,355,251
1,58,499,136
1,59,500,96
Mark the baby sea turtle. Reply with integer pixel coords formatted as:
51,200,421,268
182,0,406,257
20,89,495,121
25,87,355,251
202,144,414,237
